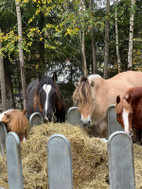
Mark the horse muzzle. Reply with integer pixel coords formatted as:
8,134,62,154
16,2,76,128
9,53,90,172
80,119,91,126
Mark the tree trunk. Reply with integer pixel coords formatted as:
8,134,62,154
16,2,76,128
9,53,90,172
81,31,88,77
39,12,45,75
115,0,121,73
15,0,27,109
103,0,110,79
4,62,15,108
128,0,135,70
0,28,7,111
89,0,97,74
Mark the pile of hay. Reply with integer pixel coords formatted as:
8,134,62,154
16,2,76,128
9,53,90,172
0,122,142,189
0,123,108,189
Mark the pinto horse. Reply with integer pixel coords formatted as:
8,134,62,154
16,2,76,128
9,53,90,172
116,87,142,143
26,72,65,123
73,71,142,137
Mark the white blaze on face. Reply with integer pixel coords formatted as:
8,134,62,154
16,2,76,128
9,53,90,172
43,84,51,119
81,114,91,125
122,108,130,134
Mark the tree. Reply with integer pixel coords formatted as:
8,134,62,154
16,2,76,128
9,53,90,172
0,27,7,111
103,0,110,78
128,0,135,70
89,0,97,74
115,0,121,73
15,0,26,109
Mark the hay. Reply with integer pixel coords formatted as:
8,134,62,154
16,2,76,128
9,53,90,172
0,123,142,189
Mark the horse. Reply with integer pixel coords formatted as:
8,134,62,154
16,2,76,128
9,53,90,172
0,109,29,142
73,71,142,138
26,72,65,123
115,87,142,143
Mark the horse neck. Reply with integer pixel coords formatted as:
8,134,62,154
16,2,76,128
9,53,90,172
54,82,65,109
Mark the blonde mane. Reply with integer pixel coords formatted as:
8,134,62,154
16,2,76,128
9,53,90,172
73,77,93,109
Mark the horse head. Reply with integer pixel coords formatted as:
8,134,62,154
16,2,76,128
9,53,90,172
33,72,65,122
73,76,95,126
115,95,133,134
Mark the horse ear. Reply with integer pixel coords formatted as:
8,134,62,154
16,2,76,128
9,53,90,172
53,72,57,81
21,109,27,115
91,81,95,87
37,72,42,81
4,113,11,119
116,95,121,104
126,94,131,104
74,82,79,87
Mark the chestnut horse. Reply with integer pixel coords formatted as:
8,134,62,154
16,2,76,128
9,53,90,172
116,87,142,143
26,72,65,123
0,109,29,142
73,71,142,137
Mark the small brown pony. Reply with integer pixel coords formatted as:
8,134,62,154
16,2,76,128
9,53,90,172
1,109,29,142
116,87,142,143
73,71,142,137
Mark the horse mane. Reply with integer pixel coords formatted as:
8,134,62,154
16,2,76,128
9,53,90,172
33,75,65,111
73,76,93,108
115,97,133,115
54,81,65,110
2,110,29,141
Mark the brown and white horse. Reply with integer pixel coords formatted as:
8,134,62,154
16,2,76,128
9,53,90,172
73,71,142,137
116,87,142,143
26,72,65,123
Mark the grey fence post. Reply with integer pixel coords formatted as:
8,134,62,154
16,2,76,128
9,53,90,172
6,132,23,189
67,107,82,126
47,134,73,189
29,112,43,128
108,131,135,189
0,122,7,155
107,104,123,138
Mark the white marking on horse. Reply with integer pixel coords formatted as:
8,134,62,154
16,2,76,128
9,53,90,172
81,114,91,125
0,109,14,121
43,84,51,120
122,108,129,134
88,74,101,80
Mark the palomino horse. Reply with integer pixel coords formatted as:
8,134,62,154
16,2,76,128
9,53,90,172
116,87,142,143
26,72,65,123
73,71,142,137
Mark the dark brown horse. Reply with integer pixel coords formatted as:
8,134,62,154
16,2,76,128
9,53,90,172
26,72,65,123
116,87,142,143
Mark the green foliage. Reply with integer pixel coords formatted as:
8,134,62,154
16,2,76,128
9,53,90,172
0,0,142,108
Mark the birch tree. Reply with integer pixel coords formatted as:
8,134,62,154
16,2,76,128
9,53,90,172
115,0,121,73
128,0,135,70
0,28,7,111
15,0,26,109
89,0,97,74
80,0,88,76
103,0,110,79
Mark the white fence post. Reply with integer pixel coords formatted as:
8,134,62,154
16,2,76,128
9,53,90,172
29,112,43,128
107,131,135,189
6,132,23,189
107,104,123,138
0,122,7,155
47,134,73,189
